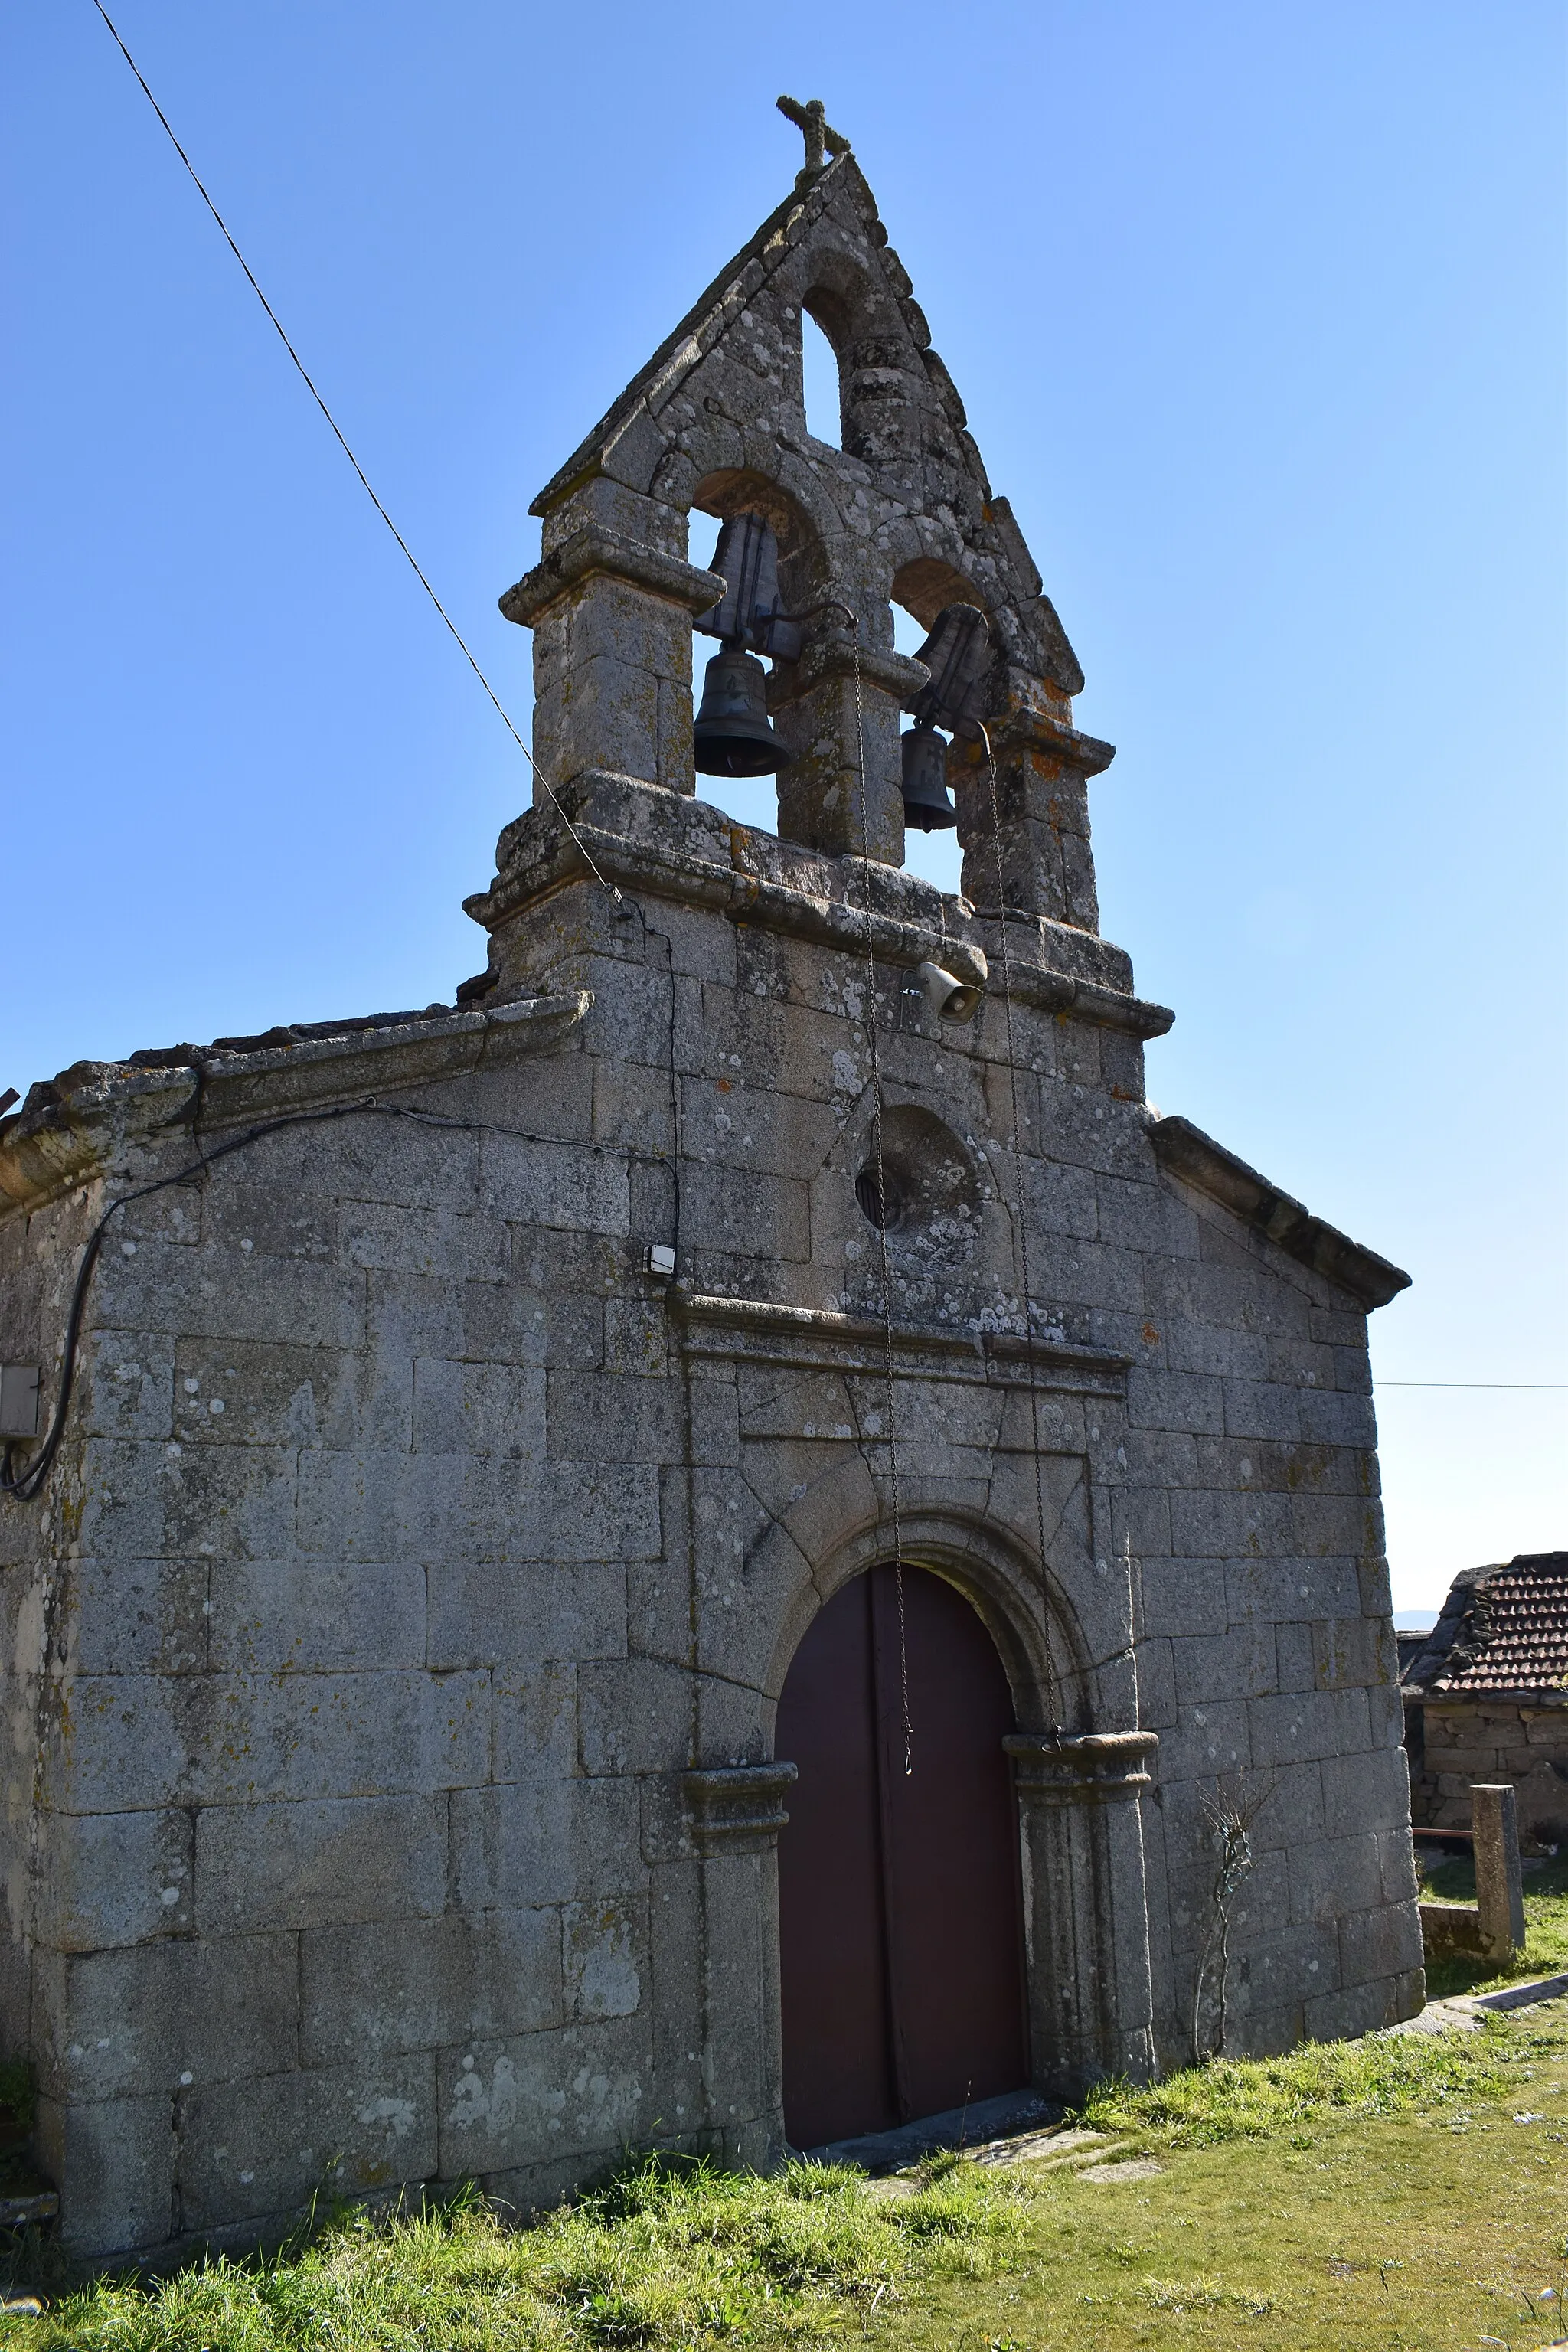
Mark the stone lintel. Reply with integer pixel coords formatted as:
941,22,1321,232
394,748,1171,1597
0,994,591,1218
1151,1113,1411,1311
672,1292,1130,1396
684,1763,799,1853
500,525,726,629
1004,1730,1159,1805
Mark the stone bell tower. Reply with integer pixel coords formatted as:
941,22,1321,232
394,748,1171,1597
0,97,1419,2264
481,98,1107,930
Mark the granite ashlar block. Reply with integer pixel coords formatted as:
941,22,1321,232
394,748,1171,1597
34,2089,174,2258
426,1561,628,1674
295,1451,661,1563
31,1806,194,1952
178,2052,438,2232
299,1909,565,2065
195,1794,449,1934
96,1243,364,1352
34,1930,299,2103
206,1560,428,1674
449,1776,641,1913
436,2014,650,2178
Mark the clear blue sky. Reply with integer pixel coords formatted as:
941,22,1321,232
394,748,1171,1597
4,2,1563,1612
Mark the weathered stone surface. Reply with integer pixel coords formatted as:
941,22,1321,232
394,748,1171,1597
0,130,1416,2262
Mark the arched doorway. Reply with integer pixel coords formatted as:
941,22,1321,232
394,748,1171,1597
776,1560,1028,2150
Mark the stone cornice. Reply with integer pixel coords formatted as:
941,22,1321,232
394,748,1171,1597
1002,962,1174,1040
466,813,990,992
671,1291,1130,1396
0,994,591,1220
1004,1730,1158,1804
1151,1115,1411,1311
683,1762,799,1853
500,525,725,629
955,705,1116,779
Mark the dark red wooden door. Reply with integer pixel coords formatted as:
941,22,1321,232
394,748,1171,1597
776,1562,1027,2150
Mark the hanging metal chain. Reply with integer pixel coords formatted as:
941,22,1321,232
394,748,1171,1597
849,627,913,1776
981,727,1064,1737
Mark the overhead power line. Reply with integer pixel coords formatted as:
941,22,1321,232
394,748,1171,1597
87,0,617,900
1379,1382,1566,1391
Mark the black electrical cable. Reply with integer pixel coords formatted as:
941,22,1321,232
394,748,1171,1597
86,0,619,906
1,1096,662,1504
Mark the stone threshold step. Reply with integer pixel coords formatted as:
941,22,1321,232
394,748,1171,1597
801,2087,1058,2174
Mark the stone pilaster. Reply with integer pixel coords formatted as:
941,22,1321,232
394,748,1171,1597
501,526,724,797
951,694,1114,929
769,635,923,864
682,1765,798,2167
1005,1732,1159,2095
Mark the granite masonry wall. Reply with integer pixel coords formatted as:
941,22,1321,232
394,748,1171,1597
0,133,1421,2260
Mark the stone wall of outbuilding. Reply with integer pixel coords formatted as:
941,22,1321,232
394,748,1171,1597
1410,1697,1568,1849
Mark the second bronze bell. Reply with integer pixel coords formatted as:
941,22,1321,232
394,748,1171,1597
900,722,957,831
694,646,794,778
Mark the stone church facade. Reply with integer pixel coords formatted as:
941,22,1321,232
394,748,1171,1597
0,126,1421,2259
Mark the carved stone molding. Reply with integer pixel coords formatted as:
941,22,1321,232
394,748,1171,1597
501,525,726,628
684,1762,799,1854
1152,1116,1410,1309
1004,1730,1159,1806
674,1291,1130,1399
1001,964,1174,1041
0,993,593,1218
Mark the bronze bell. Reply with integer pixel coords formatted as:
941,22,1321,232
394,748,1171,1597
693,645,793,778
900,721,956,830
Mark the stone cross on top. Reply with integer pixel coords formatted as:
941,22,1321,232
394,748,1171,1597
776,95,851,186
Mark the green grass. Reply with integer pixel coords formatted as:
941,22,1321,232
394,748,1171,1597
3,2155,1027,2349
1420,1849,1568,1999
1076,2007,1537,2148
7,2007,1567,2350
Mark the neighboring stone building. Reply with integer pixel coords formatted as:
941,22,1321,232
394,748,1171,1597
0,116,1421,2262
1402,1553,1568,1850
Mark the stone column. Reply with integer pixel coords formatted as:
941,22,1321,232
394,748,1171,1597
1004,1732,1160,2097
501,525,724,797
682,1764,799,2167
1471,1782,1527,1959
951,697,1115,929
769,633,925,864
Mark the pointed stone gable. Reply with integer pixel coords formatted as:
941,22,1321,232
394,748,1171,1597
502,150,1109,913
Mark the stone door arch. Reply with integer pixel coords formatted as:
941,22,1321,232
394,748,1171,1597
774,1559,1028,2149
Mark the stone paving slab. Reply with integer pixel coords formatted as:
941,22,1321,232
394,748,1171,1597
1387,1973,1568,2037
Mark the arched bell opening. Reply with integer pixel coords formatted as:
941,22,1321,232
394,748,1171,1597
889,560,997,895
799,303,842,450
685,469,830,840
773,1557,1029,2151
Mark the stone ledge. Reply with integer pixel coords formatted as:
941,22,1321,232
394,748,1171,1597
683,1762,798,1852
0,993,592,1218
671,1292,1130,1396
952,704,1116,780
469,818,990,992
1150,1114,1410,1311
1005,1731,1159,1804
1001,962,1174,1040
500,526,725,628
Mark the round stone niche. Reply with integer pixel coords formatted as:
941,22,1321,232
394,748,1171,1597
854,1104,983,1269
